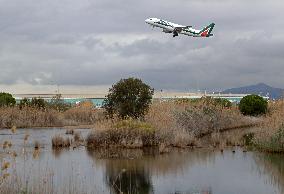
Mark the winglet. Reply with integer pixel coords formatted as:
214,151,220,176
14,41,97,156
200,23,215,37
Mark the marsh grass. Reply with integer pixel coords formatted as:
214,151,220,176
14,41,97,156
0,106,104,129
248,100,284,153
0,106,63,128
252,100,284,140
174,102,253,137
87,119,159,148
52,135,72,148
73,132,83,142
64,106,104,125
0,124,90,194
253,125,284,153
87,100,255,149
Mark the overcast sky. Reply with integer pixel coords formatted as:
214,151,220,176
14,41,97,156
0,0,283,93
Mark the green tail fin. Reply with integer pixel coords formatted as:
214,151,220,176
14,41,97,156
199,23,215,37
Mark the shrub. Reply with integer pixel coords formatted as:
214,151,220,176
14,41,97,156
243,132,255,146
254,125,284,153
19,97,46,109
174,103,249,137
239,95,268,116
64,106,102,125
19,98,30,109
31,97,46,109
213,98,232,108
47,94,71,112
175,97,232,108
197,97,232,108
103,77,154,119
0,92,16,107
86,119,158,148
52,135,72,148
74,132,83,142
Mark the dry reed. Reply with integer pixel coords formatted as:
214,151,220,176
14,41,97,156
0,106,104,129
87,100,256,148
73,132,83,142
52,135,72,148
87,119,159,148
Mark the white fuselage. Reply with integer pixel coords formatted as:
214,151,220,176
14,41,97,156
145,18,202,37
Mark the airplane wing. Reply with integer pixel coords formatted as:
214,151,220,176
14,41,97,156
173,27,183,33
173,26,192,33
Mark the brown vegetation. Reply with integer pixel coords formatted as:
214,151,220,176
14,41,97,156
87,99,257,149
87,119,159,148
242,100,284,153
74,132,83,142
0,106,104,129
64,106,104,125
52,135,72,148
256,100,284,138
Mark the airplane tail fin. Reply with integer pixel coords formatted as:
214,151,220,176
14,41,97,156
199,23,215,37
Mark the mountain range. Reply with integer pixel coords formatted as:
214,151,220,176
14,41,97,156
222,83,284,99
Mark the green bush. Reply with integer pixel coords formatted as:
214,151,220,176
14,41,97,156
19,97,46,109
0,92,16,107
213,98,232,108
103,77,154,119
19,98,30,108
175,97,232,108
239,95,268,116
242,132,255,146
31,98,46,109
47,94,71,112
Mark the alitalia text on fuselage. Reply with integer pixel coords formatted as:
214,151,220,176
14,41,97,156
145,18,215,38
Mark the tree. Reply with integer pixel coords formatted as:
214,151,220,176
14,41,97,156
48,94,71,112
31,97,46,109
213,98,232,108
103,77,154,119
239,94,268,116
0,92,16,107
19,98,31,109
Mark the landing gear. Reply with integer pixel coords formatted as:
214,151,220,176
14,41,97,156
173,32,178,37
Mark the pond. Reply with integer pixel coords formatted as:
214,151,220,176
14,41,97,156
0,128,283,194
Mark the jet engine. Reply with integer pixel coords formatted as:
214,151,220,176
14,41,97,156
162,29,172,33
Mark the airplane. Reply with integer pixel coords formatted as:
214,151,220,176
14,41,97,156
145,18,215,38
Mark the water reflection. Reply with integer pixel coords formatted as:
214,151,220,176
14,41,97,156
106,168,153,194
52,147,70,158
0,128,284,194
254,153,284,193
87,148,155,194
86,148,219,194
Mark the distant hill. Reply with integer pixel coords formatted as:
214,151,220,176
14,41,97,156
222,83,284,99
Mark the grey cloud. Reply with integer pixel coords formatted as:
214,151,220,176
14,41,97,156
0,0,284,92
